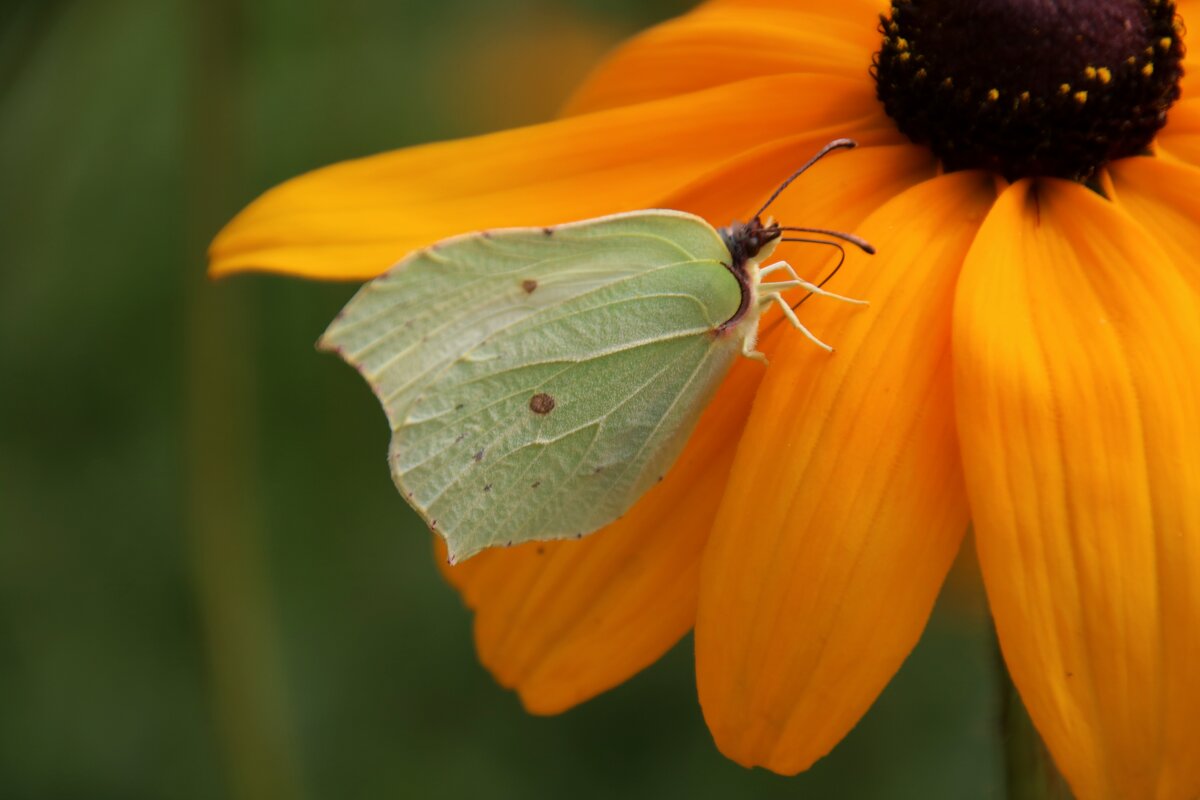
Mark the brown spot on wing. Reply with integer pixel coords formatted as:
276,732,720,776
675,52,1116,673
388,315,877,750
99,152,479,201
529,393,556,414
521,279,538,294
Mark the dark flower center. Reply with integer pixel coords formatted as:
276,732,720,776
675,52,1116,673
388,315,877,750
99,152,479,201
873,0,1185,181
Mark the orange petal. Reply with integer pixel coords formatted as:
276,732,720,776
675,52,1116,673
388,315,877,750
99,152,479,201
1177,0,1197,102
662,138,931,229
1109,156,1200,297
703,0,887,21
564,0,882,115
1159,98,1200,167
210,74,880,281
436,133,930,717
954,179,1200,799
696,171,996,774
708,0,886,9
438,357,762,715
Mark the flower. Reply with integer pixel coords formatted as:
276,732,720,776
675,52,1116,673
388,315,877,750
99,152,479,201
210,1,1200,796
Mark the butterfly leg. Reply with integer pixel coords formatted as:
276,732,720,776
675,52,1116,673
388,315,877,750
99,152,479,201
760,260,868,306
768,292,834,353
741,337,769,365
757,261,791,279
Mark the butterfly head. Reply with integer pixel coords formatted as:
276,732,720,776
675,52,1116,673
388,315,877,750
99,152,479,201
719,216,783,271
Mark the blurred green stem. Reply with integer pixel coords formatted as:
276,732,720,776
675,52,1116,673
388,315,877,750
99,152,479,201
184,1,305,799
997,637,1072,800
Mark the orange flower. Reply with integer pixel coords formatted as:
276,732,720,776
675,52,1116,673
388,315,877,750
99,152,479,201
210,1,1200,796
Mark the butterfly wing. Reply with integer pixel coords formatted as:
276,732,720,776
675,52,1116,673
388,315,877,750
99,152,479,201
320,210,745,561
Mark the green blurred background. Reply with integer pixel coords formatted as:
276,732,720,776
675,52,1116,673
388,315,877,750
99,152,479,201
0,1,1005,797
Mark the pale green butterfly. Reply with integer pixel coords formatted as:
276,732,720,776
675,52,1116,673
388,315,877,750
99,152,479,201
320,139,873,563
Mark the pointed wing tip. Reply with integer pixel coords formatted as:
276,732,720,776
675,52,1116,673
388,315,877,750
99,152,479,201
314,330,343,356
316,308,355,354
442,538,477,566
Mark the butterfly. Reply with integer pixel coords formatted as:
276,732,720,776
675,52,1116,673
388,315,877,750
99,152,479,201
320,138,873,562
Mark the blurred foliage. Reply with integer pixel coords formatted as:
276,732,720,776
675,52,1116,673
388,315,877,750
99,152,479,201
0,1,1003,797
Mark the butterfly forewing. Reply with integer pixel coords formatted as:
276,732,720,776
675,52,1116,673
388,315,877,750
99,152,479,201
321,210,745,561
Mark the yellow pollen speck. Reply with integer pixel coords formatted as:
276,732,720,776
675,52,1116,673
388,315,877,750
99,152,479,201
898,52,911,63
941,77,953,89
1097,67,1112,84
986,88,999,101
1059,83,1071,94
1159,37,1173,50
915,67,927,80
1145,46,1155,56
1019,90,1031,103
1074,90,1088,104
1142,62,1155,77
896,37,909,50
1084,66,1097,79
1127,56,1137,65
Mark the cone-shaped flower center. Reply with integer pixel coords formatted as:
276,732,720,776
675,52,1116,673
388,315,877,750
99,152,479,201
874,0,1185,180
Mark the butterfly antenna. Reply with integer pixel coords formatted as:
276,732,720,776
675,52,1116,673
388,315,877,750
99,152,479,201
779,238,846,309
777,226,875,254
752,138,858,220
